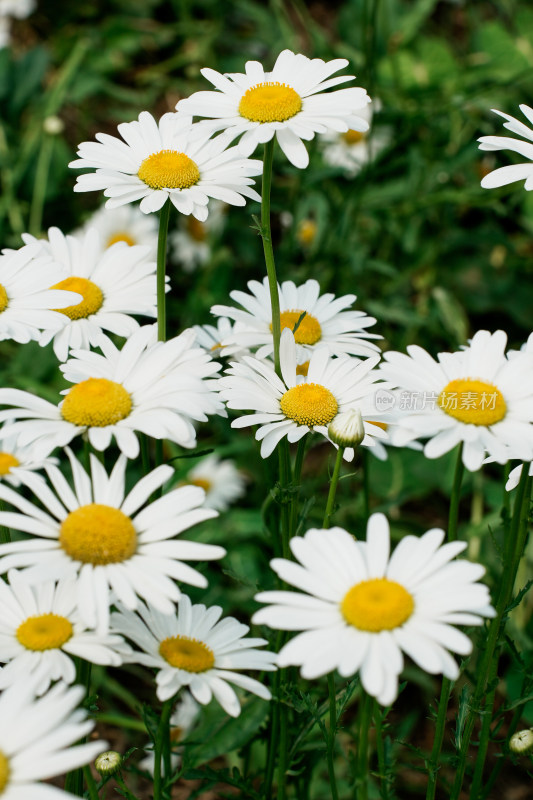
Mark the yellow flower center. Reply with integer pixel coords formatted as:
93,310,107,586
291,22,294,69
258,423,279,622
341,578,414,632
280,383,338,427
51,276,104,320
296,361,309,377
16,613,73,651
59,503,137,565
0,285,8,314
239,81,302,123
61,378,132,428
297,220,317,246
0,453,19,475
0,752,10,794
438,378,507,426
190,477,212,492
274,310,322,346
186,216,207,242
107,231,136,247
138,150,200,190
159,635,215,673
342,129,366,145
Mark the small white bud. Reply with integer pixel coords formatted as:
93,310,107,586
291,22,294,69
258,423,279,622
43,115,64,135
328,408,365,448
95,750,122,776
509,729,533,755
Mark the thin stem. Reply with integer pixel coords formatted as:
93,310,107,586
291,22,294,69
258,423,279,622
29,133,54,236
153,698,173,800
115,773,140,800
289,436,307,537
373,701,389,800
326,674,340,800
323,447,345,529
260,138,282,376
355,690,373,800
277,700,288,800
82,766,100,800
157,200,171,342
448,442,464,542
362,447,370,522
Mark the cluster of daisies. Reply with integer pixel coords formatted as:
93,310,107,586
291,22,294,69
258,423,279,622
0,44,529,795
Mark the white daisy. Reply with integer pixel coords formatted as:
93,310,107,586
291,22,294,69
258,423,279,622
321,99,390,177
253,513,495,706
138,692,199,776
0,424,57,487
111,594,275,717
177,49,370,169
212,276,381,364
0,242,80,345
193,317,248,360
0,449,225,633
76,203,158,255
184,454,246,512
0,570,128,695
69,111,262,218
505,461,533,492
218,328,389,460
0,678,106,800
478,105,533,190
22,226,159,361
0,324,224,460
379,330,533,471
170,199,226,271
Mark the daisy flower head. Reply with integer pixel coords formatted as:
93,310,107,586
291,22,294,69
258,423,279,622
138,692,199,776
111,594,276,716
170,199,226,272
253,513,495,705
177,50,370,169
76,203,158,256
193,317,249,361
0,449,224,633
23,226,159,361
0,242,81,345
379,330,533,471
0,424,57,488
0,570,128,695
0,678,106,800
212,276,381,365
478,105,533,190
321,99,390,178
69,111,262,219
0,324,224,460
218,328,389,460
184,454,246,511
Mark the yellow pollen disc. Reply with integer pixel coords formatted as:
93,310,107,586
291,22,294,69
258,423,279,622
51,276,104,320
239,81,302,123
0,453,19,475
138,150,200,190
367,420,388,431
59,503,137,565
190,477,212,492
186,216,207,242
273,310,322,346
297,220,317,246
341,578,414,632
0,751,10,794
438,378,507,426
0,285,8,314
159,635,215,673
296,361,309,377
342,129,366,145
107,231,136,247
280,383,338,427
61,378,132,428
16,613,73,651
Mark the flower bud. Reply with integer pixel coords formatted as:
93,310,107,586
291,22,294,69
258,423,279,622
43,116,64,135
328,408,365,448
509,729,533,755
95,750,122,776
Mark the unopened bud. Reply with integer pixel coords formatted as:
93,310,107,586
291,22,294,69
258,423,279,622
95,750,122,776
509,729,533,755
328,408,365,448
43,115,64,135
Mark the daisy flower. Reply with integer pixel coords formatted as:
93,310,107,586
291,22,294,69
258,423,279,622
0,424,57,487
379,330,533,471
0,570,128,694
0,324,224,459
478,105,533,190
193,317,248,360
218,328,389,460
321,99,390,177
111,594,275,716
253,513,495,706
184,454,246,511
177,50,370,169
212,276,381,364
138,692,199,776
69,111,262,218
0,678,106,800
0,243,80,345
0,449,225,633
505,461,533,491
76,203,158,255
170,199,226,272
22,226,159,361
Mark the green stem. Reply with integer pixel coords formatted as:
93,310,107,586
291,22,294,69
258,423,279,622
373,701,389,799
157,200,171,342
29,133,54,236
289,437,307,538
326,674,340,800
450,465,532,800
362,447,370,522
82,766,100,800
115,773,139,800
264,663,281,799
323,447,345,529
355,690,373,800
153,698,173,800
261,138,282,376
277,700,288,800
448,442,464,542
